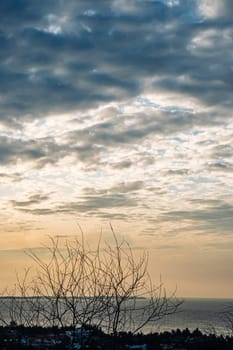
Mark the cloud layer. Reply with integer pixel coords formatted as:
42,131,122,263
0,0,233,296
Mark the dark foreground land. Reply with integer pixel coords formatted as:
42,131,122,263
0,325,233,350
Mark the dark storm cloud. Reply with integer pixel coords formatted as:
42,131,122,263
0,0,232,126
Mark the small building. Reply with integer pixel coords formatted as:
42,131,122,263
126,344,147,350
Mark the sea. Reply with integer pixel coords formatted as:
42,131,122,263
0,297,232,335
147,298,233,335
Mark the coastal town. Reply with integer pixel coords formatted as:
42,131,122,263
0,324,232,350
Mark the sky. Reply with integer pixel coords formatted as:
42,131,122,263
0,0,233,298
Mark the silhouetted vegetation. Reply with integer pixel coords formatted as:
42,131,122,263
0,229,181,337
0,325,232,350
0,231,232,348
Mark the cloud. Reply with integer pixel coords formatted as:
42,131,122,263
110,159,133,169
83,180,144,195
160,201,233,235
210,144,233,160
58,194,136,213
0,219,43,233
0,172,23,182
0,0,232,252
198,0,233,19
0,135,64,167
10,193,50,208
198,0,224,19
10,181,143,219
0,0,232,129
58,180,143,215
165,169,190,176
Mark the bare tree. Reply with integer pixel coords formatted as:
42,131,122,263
21,234,107,329
0,228,182,335
95,227,181,334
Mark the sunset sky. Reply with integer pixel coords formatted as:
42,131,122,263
0,0,233,298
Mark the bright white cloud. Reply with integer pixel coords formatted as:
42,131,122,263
198,0,224,18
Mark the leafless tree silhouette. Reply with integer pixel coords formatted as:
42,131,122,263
0,227,182,334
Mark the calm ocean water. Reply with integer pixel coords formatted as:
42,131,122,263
0,297,232,335
149,298,233,335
